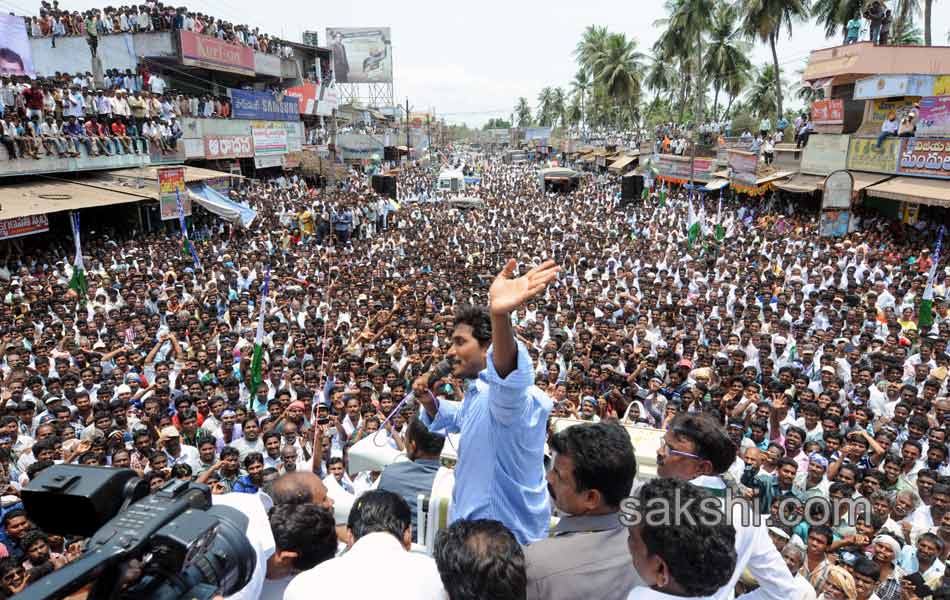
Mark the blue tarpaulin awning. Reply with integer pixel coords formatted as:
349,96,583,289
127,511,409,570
187,184,257,228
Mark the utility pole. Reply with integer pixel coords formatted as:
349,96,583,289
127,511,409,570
328,107,338,187
405,97,411,160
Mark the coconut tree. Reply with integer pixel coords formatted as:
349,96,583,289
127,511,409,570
924,0,936,44
893,0,920,43
569,69,591,130
746,63,787,118
588,32,646,128
574,25,609,75
666,0,715,121
551,87,567,129
812,0,863,41
514,97,532,127
705,3,753,121
740,0,810,119
537,87,554,126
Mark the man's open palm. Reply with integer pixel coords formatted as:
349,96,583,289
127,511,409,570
489,259,560,316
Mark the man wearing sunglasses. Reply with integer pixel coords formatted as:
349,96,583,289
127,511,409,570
639,412,796,600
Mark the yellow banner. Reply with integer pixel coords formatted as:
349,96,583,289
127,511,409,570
934,76,950,97
870,97,921,124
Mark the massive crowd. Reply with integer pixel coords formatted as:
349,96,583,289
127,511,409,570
25,0,294,57
0,150,947,600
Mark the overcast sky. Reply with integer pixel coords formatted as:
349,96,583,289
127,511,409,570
20,0,950,126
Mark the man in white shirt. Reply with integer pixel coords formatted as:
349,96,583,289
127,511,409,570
160,425,201,471
625,477,738,600
150,74,166,95
284,490,443,600
781,543,818,600
647,412,798,600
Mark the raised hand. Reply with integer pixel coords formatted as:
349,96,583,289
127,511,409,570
489,259,560,317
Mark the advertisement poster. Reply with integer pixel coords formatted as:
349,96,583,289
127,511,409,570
846,137,900,174
0,214,48,239
935,76,950,97
252,128,288,156
0,14,34,77
800,134,850,175
326,27,392,83
811,99,844,125
822,170,854,209
230,89,299,121
285,83,320,115
180,31,254,76
727,149,758,185
897,138,950,179
158,167,189,221
204,135,254,160
916,96,950,139
820,210,850,238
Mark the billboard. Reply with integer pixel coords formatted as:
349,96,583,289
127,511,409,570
898,138,950,179
0,14,35,77
285,83,320,114
180,31,254,76
326,27,392,83
230,89,299,121
157,167,189,221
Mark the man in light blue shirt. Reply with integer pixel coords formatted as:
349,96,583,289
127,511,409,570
416,258,560,544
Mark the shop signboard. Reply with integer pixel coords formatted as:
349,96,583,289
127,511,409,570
251,128,288,156
846,137,900,174
0,214,48,240
204,135,254,160
179,31,254,76
897,138,950,179
230,89,299,121
811,99,844,125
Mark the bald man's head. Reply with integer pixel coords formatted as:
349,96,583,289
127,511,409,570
271,472,334,511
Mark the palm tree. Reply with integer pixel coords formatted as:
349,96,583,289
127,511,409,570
588,32,646,127
569,69,591,130
893,19,924,44
537,87,554,126
574,25,609,75
705,3,752,121
924,0,935,45
746,63,784,118
551,87,567,129
666,0,715,121
812,0,863,41
893,0,920,43
515,97,532,127
652,21,692,122
566,96,583,130
740,0,810,120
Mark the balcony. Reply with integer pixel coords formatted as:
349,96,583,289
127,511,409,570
0,141,151,178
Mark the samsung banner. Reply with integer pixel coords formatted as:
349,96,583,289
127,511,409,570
230,89,300,122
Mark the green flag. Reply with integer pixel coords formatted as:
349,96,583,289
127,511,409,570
68,212,87,300
687,198,701,251
919,227,944,332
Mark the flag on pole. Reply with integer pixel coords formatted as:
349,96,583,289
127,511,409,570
919,226,944,332
658,181,667,208
687,195,701,251
249,266,271,411
715,189,725,241
177,189,202,271
68,212,87,301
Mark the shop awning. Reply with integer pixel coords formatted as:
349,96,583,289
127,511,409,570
774,173,825,194
849,171,891,192
703,178,730,191
609,155,637,172
0,179,151,220
713,169,730,179
187,185,257,227
109,166,243,184
865,177,950,207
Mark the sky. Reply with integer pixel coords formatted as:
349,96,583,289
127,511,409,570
13,0,950,127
